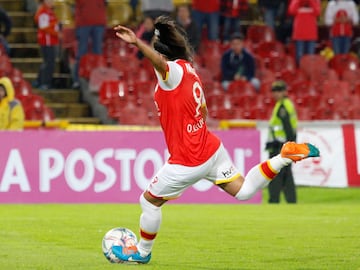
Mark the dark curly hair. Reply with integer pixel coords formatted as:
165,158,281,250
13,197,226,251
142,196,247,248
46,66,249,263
153,16,193,62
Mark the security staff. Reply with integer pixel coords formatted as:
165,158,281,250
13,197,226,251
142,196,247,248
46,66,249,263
266,80,298,203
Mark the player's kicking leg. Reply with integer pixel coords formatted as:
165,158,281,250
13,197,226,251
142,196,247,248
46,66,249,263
220,142,320,200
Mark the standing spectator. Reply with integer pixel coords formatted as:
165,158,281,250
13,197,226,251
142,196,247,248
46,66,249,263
140,0,174,19
220,32,260,91
0,77,24,130
192,0,220,41
288,0,321,66
72,0,107,89
34,0,60,90
0,7,12,55
265,80,298,203
176,4,200,53
324,0,359,55
135,16,155,59
258,0,287,30
220,0,249,44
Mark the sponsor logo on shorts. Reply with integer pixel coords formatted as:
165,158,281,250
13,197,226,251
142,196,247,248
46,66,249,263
222,166,235,179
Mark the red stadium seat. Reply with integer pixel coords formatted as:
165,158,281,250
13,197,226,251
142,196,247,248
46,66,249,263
299,54,328,80
15,79,33,98
0,54,13,76
341,69,360,92
89,66,120,93
246,24,276,49
267,55,296,78
256,68,276,85
78,53,107,80
329,53,359,78
99,80,128,105
227,80,256,97
22,94,46,120
254,41,286,61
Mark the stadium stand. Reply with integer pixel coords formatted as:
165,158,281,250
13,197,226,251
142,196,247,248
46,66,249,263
3,0,360,127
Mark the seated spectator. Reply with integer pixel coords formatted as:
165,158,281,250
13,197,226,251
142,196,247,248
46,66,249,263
220,0,248,44
0,77,25,130
136,16,155,59
0,7,12,55
324,0,359,55
220,32,260,91
192,0,220,41
176,4,200,53
140,0,174,19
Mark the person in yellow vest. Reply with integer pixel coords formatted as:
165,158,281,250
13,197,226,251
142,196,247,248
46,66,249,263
0,77,25,130
266,80,298,203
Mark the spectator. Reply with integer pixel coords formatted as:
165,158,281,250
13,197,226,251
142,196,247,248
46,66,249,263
129,0,139,21
258,0,287,30
34,0,60,90
192,0,220,41
265,80,298,203
0,77,24,130
0,7,12,55
72,0,107,89
220,0,249,44
288,0,321,66
135,16,155,59
176,4,200,53
220,32,260,91
324,0,359,55
140,0,174,19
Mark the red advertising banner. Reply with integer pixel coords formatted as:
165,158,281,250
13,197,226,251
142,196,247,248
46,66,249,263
0,130,261,203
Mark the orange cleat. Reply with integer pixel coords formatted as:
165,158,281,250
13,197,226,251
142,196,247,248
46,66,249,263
280,142,320,162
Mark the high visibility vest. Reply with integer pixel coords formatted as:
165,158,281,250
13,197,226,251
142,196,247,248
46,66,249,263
268,97,297,142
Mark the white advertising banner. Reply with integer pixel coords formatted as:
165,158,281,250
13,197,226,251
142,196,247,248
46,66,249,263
259,122,360,188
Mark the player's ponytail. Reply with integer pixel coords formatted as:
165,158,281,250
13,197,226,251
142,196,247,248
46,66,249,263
153,16,193,62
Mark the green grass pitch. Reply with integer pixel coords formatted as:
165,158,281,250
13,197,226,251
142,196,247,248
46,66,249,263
0,187,359,270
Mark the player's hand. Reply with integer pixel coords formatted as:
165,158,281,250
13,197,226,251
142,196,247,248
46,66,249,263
114,25,137,44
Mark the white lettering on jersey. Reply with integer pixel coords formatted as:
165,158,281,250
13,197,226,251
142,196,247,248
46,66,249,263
187,81,205,133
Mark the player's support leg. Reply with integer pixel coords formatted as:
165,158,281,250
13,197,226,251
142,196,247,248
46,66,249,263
112,194,161,264
235,142,319,200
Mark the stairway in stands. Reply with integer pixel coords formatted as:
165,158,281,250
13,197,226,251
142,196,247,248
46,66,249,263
3,0,101,125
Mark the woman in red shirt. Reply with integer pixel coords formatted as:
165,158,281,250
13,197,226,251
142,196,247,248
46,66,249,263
288,0,321,65
110,16,320,264
34,0,60,90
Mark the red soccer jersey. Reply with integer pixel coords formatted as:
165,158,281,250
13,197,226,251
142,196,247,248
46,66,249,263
154,60,221,166
34,4,59,46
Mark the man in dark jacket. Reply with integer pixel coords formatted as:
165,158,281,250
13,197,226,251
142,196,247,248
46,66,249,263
0,7,12,55
220,32,260,91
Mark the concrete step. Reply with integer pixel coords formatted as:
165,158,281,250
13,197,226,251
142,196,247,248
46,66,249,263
46,103,90,118
24,73,72,89
8,11,34,28
11,57,64,73
10,43,41,58
8,28,37,43
0,0,25,12
33,89,80,103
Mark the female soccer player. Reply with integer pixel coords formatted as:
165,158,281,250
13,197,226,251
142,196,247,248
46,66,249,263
112,16,319,264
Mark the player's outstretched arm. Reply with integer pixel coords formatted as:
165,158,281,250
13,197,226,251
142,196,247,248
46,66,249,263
114,25,167,78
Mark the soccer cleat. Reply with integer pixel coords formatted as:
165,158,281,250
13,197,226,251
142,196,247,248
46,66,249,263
280,142,320,162
112,245,151,264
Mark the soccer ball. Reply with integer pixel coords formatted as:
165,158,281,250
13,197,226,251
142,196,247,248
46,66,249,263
102,227,138,263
